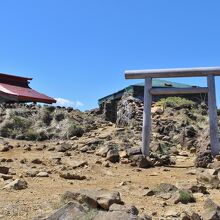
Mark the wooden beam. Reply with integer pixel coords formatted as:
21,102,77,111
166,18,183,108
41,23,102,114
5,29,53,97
142,78,152,156
207,75,219,156
125,67,220,79
150,87,208,95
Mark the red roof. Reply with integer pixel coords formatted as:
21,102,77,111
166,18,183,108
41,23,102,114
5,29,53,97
0,74,56,104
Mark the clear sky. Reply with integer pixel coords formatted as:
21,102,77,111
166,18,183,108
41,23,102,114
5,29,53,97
0,0,219,110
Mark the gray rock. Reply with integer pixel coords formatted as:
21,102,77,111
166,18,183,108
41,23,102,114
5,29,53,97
106,149,120,163
126,147,142,157
96,146,112,157
61,189,123,210
56,143,72,152
195,151,213,168
0,166,9,174
130,155,153,168
0,144,12,152
197,169,220,189
59,172,86,180
93,211,141,220
45,202,90,220
31,158,43,164
0,174,13,180
3,179,28,190
202,199,220,219
109,204,139,215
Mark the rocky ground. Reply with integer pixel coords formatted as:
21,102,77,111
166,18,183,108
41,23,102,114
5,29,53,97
0,96,220,219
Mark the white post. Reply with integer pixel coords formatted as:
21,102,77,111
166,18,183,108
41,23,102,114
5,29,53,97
142,78,152,156
207,75,219,156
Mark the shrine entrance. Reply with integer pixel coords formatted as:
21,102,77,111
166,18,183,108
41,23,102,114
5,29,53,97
125,67,220,156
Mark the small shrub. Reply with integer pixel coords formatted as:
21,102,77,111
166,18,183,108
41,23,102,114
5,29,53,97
41,109,53,126
55,113,65,121
156,97,195,108
67,123,84,138
178,190,196,204
25,130,48,141
217,109,220,116
0,116,32,138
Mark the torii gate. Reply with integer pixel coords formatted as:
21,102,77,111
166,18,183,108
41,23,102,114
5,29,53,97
125,67,220,156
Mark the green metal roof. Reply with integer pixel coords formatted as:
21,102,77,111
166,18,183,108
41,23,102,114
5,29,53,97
98,79,197,104
135,79,193,88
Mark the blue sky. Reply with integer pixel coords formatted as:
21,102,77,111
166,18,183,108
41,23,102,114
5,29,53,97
0,0,219,110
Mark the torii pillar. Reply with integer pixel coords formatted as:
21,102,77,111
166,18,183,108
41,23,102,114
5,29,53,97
125,67,220,156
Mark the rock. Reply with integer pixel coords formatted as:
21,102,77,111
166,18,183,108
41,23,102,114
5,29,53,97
93,211,142,220
202,199,220,219
3,179,28,190
119,151,127,159
59,172,86,180
62,189,123,210
0,144,12,152
142,189,155,197
103,161,110,167
64,160,88,169
45,202,89,220
179,151,189,157
0,174,13,180
36,172,49,177
195,151,213,168
179,181,208,194
197,169,220,189
185,126,197,138
96,146,112,157
153,183,178,195
215,155,220,161
109,204,138,215
0,166,9,174
126,147,142,156
56,142,72,152
209,161,220,172
106,149,120,163
164,209,180,218
130,155,153,168
31,158,43,164
181,212,202,220
25,170,38,177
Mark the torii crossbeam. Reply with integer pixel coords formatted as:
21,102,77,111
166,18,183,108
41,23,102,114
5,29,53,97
125,67,220,156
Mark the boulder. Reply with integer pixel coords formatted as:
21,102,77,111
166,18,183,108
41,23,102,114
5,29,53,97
202,199,220,219
45,202,89,220
197,169,220,189
61,189,123,210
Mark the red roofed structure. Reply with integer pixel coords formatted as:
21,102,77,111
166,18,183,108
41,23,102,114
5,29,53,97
0,73,56,104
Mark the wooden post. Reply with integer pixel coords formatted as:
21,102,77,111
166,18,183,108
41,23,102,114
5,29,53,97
207,75,220,156
142,78,152,156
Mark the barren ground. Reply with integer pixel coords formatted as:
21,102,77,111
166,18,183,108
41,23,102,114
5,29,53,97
0,125,220,219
